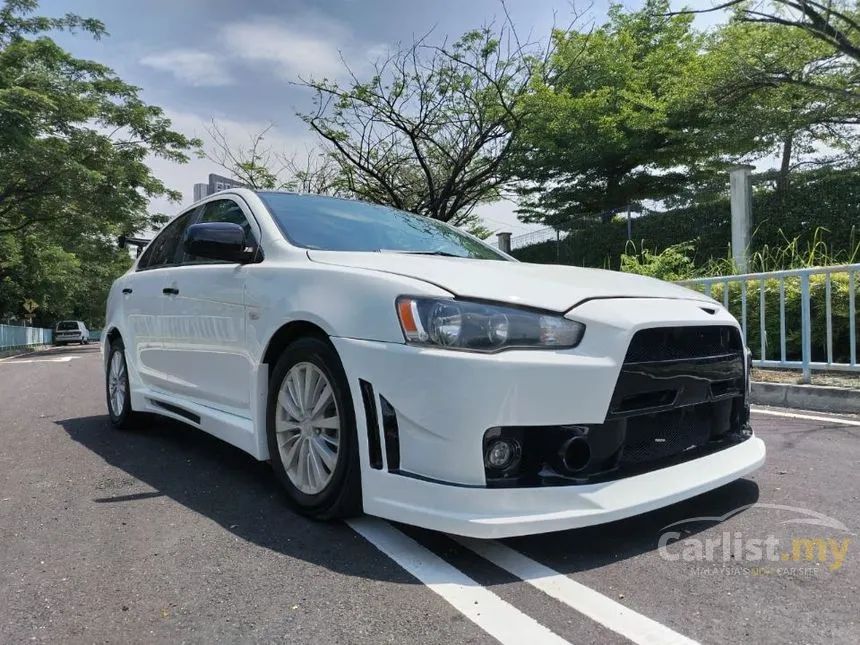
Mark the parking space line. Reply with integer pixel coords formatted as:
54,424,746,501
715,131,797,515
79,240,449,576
751,407,860,426
454,538,700,645
0,356,79,364
346,517,571,645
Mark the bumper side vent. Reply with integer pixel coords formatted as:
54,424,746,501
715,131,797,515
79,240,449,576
359,379,383,470
379,395,401,471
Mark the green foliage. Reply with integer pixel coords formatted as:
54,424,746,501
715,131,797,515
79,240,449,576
513,167,860,270
619,242,703,282
0,0,199,325
297,22,541,228
513,0,742,227
715,0,860,65
700,19,858,181
513,0,859,228
617,226,860,364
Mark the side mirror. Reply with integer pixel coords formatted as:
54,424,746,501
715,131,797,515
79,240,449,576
184,222,255,263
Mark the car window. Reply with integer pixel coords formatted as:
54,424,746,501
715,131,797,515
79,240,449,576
181,198,257,264
137,210,195,271
56,321,78,330
257,192,508,261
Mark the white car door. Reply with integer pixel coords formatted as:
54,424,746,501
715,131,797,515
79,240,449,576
157,197,260,416
125,208,198,394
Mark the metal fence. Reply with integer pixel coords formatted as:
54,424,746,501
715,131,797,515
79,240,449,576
510,227,568,250
0,324,53,350
678,264,859,382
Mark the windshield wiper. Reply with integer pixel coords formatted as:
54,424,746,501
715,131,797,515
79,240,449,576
377,249,467,258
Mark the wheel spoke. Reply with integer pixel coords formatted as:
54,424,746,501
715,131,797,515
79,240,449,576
313,415,339,431
302,366,318,411
283,435,303,470
321,432,339,450
304,441,317,491
277,388,302,421
311,437,337,471
308,385,333,421
286,371,304,415
278,431,301,450
296,439,310,489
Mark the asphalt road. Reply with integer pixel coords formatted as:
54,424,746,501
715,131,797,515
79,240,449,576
1,345,857,645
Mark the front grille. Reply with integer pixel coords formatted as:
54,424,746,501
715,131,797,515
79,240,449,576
624,325,743,363
483,324,752,488
619,402,722,466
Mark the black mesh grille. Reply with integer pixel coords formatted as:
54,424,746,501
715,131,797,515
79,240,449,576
624,325,743,363
619,404,715,466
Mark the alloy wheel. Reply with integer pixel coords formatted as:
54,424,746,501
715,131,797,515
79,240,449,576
108,350,127,417
274,362,341,495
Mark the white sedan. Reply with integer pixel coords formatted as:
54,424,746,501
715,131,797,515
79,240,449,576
102,188,765,538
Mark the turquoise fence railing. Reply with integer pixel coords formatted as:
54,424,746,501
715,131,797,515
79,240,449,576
0,324,53,350
678,263,859,383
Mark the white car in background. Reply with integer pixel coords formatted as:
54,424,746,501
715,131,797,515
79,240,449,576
55,320,89,345
102,189,765,538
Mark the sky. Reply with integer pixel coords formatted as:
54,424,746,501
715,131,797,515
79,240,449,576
41,0,729,239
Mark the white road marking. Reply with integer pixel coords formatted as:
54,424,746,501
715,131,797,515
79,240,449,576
454,538,700,645
751,407,860,426
346,517,571,645
0,356,79,364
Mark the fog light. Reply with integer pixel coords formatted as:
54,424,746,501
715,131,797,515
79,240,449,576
484,438,520,470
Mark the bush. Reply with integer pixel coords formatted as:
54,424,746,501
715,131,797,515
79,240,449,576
511,167,860,269
620,238,859,364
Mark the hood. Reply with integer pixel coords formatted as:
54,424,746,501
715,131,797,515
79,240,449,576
306,251,715,313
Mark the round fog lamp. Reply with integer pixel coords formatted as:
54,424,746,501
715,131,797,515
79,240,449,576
484,439,519,470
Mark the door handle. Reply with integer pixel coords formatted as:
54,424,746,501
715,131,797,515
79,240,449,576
122,288,133,294
162,287,179,296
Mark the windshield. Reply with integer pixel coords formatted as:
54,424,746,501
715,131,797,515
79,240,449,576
57,321,78,330
257,193,508,261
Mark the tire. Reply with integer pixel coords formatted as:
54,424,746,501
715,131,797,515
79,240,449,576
106,337,140,430
266,336,362,520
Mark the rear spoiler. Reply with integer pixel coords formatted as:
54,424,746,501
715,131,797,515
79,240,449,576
117,235,152,257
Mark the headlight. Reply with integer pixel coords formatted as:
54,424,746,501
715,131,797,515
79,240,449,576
395,297,585,352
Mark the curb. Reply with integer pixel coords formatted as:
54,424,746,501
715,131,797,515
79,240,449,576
0,345,53,361
751,381,860,415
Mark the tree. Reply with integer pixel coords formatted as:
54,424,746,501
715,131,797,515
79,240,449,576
295,18,552,230
671,0,860,63
702,20,858,190
203,120,348,196
0,0,199,323
512,0,743,228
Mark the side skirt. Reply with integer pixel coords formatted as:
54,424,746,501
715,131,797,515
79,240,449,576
129,387,265,460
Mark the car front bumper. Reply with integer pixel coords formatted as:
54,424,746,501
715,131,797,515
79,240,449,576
360,433,764,538
332,297,766,538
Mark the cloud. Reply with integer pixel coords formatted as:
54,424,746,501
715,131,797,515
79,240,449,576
221,14,387,82
140,49,233,86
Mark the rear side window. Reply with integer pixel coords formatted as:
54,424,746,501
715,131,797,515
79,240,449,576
137,211,195,271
